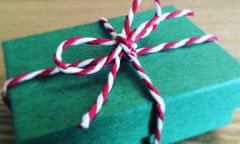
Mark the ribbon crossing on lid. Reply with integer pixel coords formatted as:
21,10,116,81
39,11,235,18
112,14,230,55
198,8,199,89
2,0,218,143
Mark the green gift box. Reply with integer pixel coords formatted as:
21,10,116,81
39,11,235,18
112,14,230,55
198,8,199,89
2,5,240,144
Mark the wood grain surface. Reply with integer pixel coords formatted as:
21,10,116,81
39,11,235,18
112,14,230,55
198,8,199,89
0,0,239,144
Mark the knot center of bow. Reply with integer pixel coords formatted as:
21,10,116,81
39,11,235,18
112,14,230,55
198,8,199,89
115,34,138,58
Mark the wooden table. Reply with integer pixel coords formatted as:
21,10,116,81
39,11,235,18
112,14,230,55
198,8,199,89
0,1,239,143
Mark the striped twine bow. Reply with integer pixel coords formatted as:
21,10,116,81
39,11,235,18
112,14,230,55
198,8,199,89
2,0,217,143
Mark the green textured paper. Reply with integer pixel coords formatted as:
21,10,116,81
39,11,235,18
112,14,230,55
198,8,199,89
2,6,240,144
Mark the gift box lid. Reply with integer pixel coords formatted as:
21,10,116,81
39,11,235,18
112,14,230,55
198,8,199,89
2,5,240,144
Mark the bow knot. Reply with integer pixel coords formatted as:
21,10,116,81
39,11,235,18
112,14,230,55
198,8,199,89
115,34,138,59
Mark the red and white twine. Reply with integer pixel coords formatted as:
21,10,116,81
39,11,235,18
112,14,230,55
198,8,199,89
2,0,217,143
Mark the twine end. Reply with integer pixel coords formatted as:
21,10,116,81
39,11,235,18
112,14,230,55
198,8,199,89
77,122,90,129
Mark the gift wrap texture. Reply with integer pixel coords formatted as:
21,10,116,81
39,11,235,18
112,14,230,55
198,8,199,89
2,6,240,144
